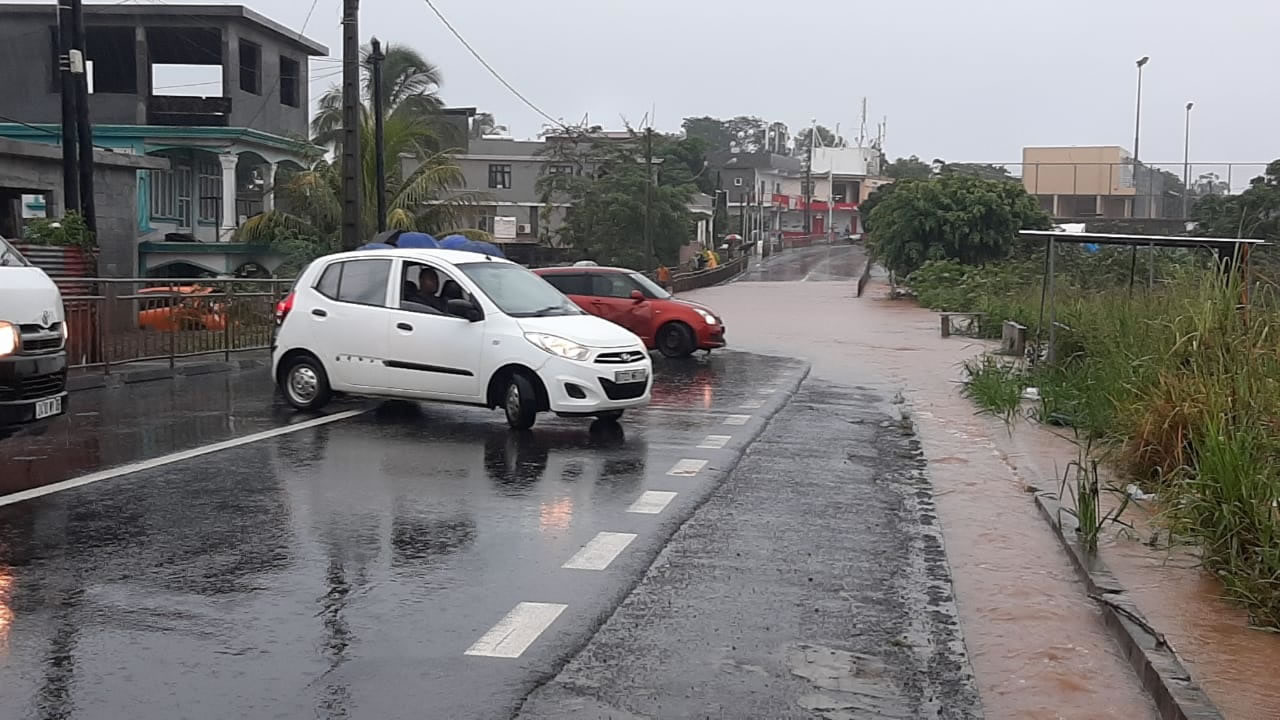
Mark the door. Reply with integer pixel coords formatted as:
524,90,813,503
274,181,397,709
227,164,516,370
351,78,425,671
382,260,485,400
589,273,654,339
309,258,395,389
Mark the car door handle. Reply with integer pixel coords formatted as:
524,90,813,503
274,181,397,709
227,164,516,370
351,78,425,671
396,322,413,332
311,308,327,317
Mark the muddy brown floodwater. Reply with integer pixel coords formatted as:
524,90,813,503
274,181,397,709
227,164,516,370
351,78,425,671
688,254,1280,719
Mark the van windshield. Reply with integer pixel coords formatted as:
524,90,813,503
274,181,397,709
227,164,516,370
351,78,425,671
458,261,583,318
0,236,31,267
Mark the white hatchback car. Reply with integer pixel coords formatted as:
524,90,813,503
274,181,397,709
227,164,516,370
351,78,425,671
272,248,653,429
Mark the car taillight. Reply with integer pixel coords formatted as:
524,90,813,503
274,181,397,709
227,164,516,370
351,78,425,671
275,292,295,325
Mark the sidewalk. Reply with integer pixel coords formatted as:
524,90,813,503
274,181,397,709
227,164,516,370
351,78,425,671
67,350,271,392
518,381,981,719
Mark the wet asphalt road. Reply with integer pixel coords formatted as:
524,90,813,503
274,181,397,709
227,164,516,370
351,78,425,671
735,243,866,283
0,352,810,720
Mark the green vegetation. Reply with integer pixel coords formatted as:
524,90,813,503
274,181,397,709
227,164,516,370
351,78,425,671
23,211,95,251
958,356,1023,424
865,173,1051,278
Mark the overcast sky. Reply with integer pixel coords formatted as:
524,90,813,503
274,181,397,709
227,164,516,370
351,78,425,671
73,0,1280,166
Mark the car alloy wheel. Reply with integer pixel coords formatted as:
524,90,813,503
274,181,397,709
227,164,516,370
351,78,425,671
288,365,319,405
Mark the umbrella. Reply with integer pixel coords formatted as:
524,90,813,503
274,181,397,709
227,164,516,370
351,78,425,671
439,234,469,250
358,242,396,251
371,230,404,245
459,240,504,258
396,232,439,248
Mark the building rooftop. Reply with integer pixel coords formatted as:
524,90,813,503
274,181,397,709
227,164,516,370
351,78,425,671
0,3,328,56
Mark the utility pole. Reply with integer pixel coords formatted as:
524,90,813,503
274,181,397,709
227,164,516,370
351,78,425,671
340,0,362,250
56,0,79,216
643,126,654,267
804,119,814,235
369,38,387,233
70,0,96,235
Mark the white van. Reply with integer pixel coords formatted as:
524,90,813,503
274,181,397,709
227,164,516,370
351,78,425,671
0,235,69,429
271,248,652,429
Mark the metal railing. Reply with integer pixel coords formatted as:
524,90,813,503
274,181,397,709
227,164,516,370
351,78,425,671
61,278,292,372
671,256,748,292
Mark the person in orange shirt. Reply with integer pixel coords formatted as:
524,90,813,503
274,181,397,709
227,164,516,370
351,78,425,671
656,261,672,290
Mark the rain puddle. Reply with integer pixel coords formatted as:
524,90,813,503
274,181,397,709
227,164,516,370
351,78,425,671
691,269,1280,719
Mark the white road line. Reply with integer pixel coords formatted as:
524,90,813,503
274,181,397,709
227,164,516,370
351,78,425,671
562,532,637,570
464,602,567,658
0,409,367,508
698,435,731,449
723,414,751,426
667,458,708,476
759,388,777,395
740,400,764,409
628,490,677,514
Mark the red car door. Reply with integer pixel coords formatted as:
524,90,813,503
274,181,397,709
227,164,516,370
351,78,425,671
589,273,654,342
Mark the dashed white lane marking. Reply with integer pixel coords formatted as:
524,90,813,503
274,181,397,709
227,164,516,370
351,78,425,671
723,414,751,426
464,602,568,658
667,458,708,476
740,400,764,409
759,388,777,395
628,491,678,514
0,409,367,508
698,435,731,449
562,532,637,570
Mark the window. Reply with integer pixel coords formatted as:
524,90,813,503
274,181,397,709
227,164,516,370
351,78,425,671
196,159,221,223
151,168,178,219
591,273,637,299
543,274,589,296
628,272,670,299
528,206,539,237
316,264,342,299
488,164,512,189
801,180,814,196
549,164,574,176
732,177,743,187
315,260,392,305
457,262,581,317
280,56,301,107
239,40,261,94
774,182,782,194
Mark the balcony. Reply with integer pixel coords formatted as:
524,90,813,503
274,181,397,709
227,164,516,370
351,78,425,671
147,96,232,127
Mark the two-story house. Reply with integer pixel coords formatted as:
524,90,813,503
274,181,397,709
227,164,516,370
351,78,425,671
0,3,327,277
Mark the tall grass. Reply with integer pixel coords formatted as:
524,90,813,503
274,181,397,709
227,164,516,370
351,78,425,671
938,258,1280,629
959,356,1025,424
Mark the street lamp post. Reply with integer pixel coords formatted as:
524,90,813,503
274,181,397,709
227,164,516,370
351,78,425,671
1182,101,1194,218
1128,55,1149,297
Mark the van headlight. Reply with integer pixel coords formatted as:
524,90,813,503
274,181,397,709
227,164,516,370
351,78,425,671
0,321,18,357
695,309,717,325
525,332,591,361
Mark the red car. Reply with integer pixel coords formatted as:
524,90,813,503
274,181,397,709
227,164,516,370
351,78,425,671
534,265,725,358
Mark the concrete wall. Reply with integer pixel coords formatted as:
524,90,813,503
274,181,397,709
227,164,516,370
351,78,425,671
1022,146,1134,196
0,139,167,277
0,10,311,138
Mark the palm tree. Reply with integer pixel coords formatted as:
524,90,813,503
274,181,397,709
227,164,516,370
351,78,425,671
239,44,481,260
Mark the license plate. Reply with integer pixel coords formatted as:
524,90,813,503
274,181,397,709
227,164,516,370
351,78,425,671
34,396,62,419
614,369,648,384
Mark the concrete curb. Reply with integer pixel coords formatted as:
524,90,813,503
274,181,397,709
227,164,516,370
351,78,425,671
1032,491,1224,720
67,355,270,393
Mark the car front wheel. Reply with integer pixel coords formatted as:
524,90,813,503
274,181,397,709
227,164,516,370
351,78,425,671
282,355,332,412
596,410,624,422
657,322,695,358
503,373,539,430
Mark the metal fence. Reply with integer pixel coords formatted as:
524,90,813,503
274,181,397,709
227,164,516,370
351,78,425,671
671,256,748,292
62,278,292,372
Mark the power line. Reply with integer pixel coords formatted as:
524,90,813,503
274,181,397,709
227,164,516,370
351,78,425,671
419,0,567,130
0,113,116,152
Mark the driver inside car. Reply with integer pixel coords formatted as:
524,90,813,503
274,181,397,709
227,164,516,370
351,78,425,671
406,266,446,312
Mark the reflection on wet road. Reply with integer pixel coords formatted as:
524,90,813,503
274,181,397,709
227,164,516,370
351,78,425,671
0,351,806,720
735,242,866,282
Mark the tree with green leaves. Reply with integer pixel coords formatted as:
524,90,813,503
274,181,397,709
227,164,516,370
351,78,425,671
537,132,697,268
883,155,933,180
941,162,1016,182
1192,160,1280,240
795,125,844,150
239,43,477,261
867,174,1051,278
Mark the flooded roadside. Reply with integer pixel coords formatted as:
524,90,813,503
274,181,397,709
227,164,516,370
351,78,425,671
691,262,1280,719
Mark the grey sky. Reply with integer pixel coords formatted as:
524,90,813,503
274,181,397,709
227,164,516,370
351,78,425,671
80,0,1280,164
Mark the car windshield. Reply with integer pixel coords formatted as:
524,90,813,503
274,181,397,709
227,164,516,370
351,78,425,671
0,235,31,267
458,261,583,317
629,272,671,299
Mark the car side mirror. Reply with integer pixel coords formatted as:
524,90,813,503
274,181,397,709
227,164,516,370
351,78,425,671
630,289,646,303
447,298,482,322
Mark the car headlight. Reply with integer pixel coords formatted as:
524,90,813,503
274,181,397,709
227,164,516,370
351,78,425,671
695,309,717,325
525,332,591,361
0,321,18,357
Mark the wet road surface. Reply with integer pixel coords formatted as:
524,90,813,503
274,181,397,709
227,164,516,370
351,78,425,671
0,352,815,719
735,243,866,283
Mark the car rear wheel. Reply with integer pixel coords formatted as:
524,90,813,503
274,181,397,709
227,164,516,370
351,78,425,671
596,410,624,422
657,322,695,358
282,355,332,412
503,373,539,430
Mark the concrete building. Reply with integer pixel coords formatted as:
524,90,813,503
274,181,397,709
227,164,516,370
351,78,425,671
0,3,327,277
1022,146,1178,220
